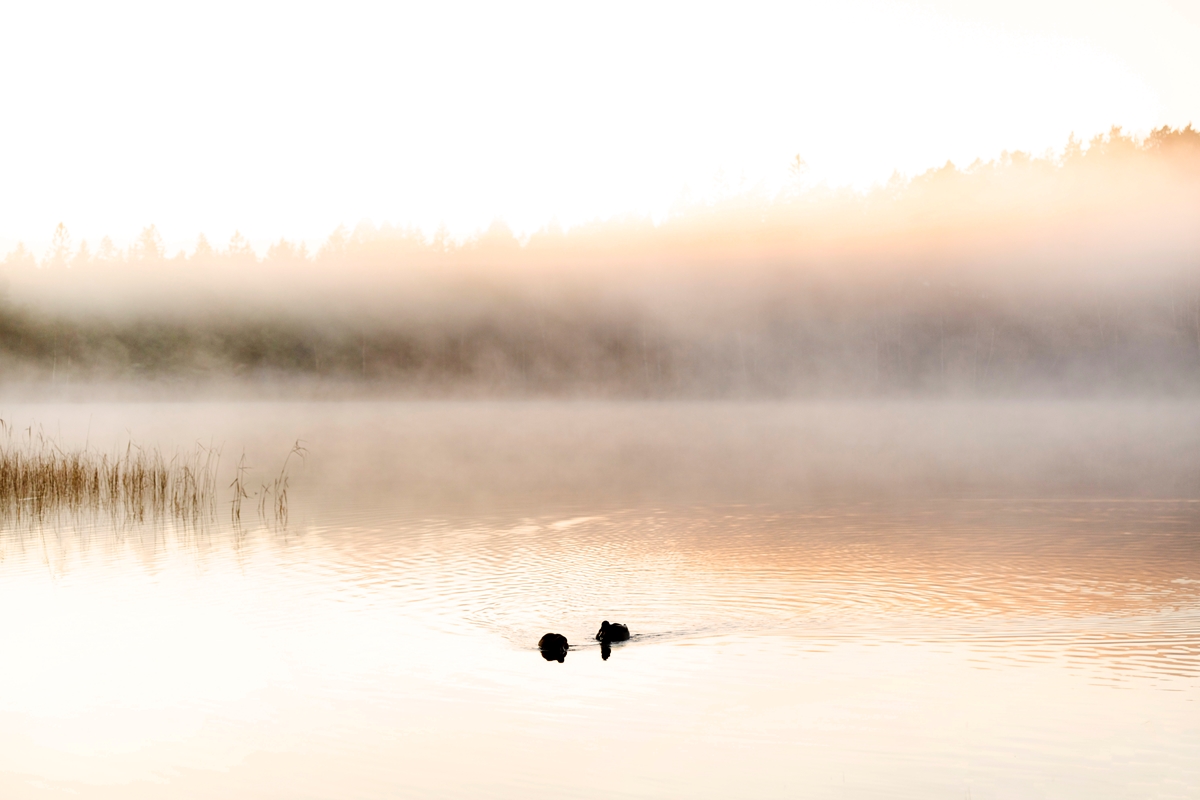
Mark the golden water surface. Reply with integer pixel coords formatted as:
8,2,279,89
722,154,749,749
0,401,1196,799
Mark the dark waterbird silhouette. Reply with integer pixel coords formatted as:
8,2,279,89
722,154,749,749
595,620,630,643
538,633,569,662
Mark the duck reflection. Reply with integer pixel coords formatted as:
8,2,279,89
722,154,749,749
601,641,611,660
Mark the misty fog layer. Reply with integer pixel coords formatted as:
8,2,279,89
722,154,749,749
2,126,1199,397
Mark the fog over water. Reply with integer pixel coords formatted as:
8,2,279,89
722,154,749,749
4,399,1199,510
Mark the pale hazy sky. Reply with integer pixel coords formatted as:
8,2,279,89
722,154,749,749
1,0,1197,254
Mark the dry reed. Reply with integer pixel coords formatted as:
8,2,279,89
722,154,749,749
0,421,300,528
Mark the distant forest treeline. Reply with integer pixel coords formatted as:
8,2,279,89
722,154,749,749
2,125,1199,396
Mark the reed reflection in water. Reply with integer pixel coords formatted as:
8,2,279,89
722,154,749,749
0,401,1195,798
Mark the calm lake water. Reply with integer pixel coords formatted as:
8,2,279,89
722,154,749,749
0,401,1197,798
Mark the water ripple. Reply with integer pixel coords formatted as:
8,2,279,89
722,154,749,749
302,500,1200,681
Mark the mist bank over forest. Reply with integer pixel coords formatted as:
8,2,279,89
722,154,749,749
2,126,1199,398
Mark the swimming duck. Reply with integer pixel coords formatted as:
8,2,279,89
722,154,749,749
595,620,630,643
538,632,569,662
